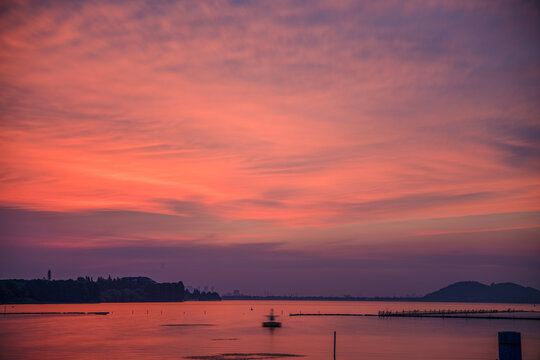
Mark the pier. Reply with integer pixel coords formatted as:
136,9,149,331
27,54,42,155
289,313,374,317
377,308,539,320
378,308,527,316
2,311,109,315
289,309,540,320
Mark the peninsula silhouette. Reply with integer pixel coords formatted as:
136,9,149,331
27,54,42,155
0,276,221,304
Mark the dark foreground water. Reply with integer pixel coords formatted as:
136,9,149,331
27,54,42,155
1,301,539,359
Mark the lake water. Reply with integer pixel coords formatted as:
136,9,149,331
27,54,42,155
1,301,539,359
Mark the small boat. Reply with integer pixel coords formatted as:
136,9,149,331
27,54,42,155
262,308,281,327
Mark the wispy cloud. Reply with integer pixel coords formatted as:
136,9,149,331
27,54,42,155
0,0,539,292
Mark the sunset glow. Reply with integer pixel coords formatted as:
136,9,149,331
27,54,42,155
1,0,539,296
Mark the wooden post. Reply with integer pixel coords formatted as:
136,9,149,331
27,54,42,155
499,331,522,360
333,331,336,359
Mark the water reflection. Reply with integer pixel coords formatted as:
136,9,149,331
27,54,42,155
0,301,539,359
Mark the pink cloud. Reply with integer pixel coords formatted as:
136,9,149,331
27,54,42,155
0,0,539,292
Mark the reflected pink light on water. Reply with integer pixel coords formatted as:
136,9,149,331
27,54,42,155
1,301,539,360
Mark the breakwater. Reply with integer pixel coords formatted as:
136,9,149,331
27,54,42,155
2,311,109,315
289,308,540,320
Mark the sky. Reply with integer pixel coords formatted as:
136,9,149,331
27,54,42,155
0,0,539,296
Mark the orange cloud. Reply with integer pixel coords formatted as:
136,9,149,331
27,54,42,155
0,0,539,266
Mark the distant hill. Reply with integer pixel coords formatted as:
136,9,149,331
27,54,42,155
0,276,221,304
423,281,540,304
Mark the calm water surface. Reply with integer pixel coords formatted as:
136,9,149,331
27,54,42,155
1,301,539,359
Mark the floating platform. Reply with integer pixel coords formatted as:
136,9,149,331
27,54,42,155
262,321,282,327
262,308,282,327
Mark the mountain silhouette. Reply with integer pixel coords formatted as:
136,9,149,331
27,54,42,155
423,281,540,303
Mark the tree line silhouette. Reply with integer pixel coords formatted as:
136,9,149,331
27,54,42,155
0,276,221,304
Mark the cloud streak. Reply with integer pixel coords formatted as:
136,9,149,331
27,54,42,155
0,0,539,293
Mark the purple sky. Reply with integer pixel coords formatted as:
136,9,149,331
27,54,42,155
0,0,539,296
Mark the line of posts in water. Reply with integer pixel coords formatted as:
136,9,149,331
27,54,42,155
378,308,528,316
